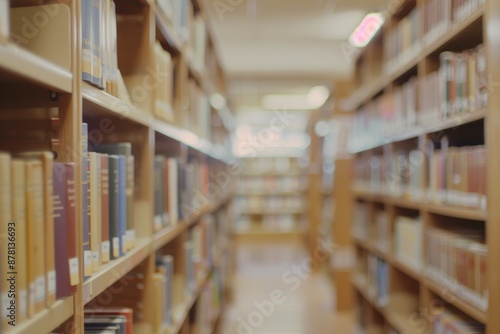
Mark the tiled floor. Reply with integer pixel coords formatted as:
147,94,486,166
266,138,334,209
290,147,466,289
218,236,356,334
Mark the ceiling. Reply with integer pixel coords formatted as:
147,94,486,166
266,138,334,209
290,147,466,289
201,0,388,150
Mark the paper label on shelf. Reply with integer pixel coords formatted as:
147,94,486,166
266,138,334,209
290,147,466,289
102,241,110,263
48,270,56,295
84,250,92,276
69,257,79,285
19,289,27,318
35,275,46,302
92,251,100,268
112,237,119,258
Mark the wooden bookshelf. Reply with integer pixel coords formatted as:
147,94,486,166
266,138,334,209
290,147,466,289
348,0,494,332
235,156,307,236
0,0,233,333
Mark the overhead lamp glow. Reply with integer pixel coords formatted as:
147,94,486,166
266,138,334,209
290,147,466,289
307,86,330,108
261,86,330,110
348,12,385,48
210,93,226,110
314,121,330,137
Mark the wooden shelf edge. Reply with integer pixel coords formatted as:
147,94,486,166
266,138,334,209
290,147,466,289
425,203,487,221
83,238,152,305
10,296,74,334
389,256,422,282
0,42,73,93
236,191,305,196
384,307,426,334
424,277,487,323
154,223,187,250
82,82,230,163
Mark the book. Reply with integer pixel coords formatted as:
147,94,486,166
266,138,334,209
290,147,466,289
91,0,102,87
15,152,56,307
394,216,423,271
0,0,8,42
10,159,28,323
156,255,174,325
10,4,71,70
89,152,102,272
84,308,133,334
64,163,79,288
154,156,166,231
52,163,74,299
83,124,92,279
153,42,174,123
100,154,111,263
84,316,127,334
82,0,94,83
94,143,134,251
107,155,120,260
0,153,11,328
24,160,46,313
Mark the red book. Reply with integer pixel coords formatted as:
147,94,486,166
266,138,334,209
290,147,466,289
52,163,77,298
65,163,79,287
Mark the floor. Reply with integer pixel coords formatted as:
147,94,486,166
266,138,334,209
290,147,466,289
218,236,356,334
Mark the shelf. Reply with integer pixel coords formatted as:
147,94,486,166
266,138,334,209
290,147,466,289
389,256,422,282
238,209,305,215
234,229,305,237
0,42,73,93
159,270,213,334
425,203,487,221
82,82,230,163
239,172,304,177
236,191,304,196
385,307,427,334
352,235,390,261
424,277,487,323
389,197,422,210
154,223,187,250
83,238,151,304
425,109,487,134
10,297,74,334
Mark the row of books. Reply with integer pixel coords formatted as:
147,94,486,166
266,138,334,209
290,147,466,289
82,0,119,96
83,308,133,334
157,0,191,44
423,0,485,46
426,227,487,311
235,216,302,232
0,152,78,329
352,202,370,241
237,176,306,193
153,157,229,231
385,7,421,73
394,216,423,271
428,145,487,209
419,46,487,125
235,196,304,212
83,126,137,279
351,46,486,149
367,254,389,307
432,309,485,333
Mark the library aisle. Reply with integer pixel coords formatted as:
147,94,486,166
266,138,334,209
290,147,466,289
218,237,356,334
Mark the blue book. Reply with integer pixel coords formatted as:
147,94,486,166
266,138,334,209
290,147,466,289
91,0,101,87
82,0,93,83
117,155,126,257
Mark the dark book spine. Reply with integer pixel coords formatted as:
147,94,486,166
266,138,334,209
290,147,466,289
117,155,126,256
53,163,70,299
100,154,110,263
82,124,91,279
65,163,79,290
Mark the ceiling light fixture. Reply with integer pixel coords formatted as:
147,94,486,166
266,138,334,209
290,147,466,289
348,12,385,48
210,93,226,110
260,86,330,110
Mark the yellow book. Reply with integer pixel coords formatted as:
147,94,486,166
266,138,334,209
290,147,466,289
11,159,28,323
152,273,166,332
0,152,11,329
25,160,46,314
16,152,56,307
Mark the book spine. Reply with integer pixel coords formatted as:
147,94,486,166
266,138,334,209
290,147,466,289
82,124,91,279
108,155,120,260
10,159,28,323
126,155,135,249
65,164,79,289
117,155,126,256
89,152,101,273
91,0,102,87
26,161,46,313
82,0,94,83
0,153,11,328
100,154,110,263
40,153,56,307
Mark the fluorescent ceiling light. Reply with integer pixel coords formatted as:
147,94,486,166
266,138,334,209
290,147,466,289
261,86,329,110
348,12,385,48
210,93,226,110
